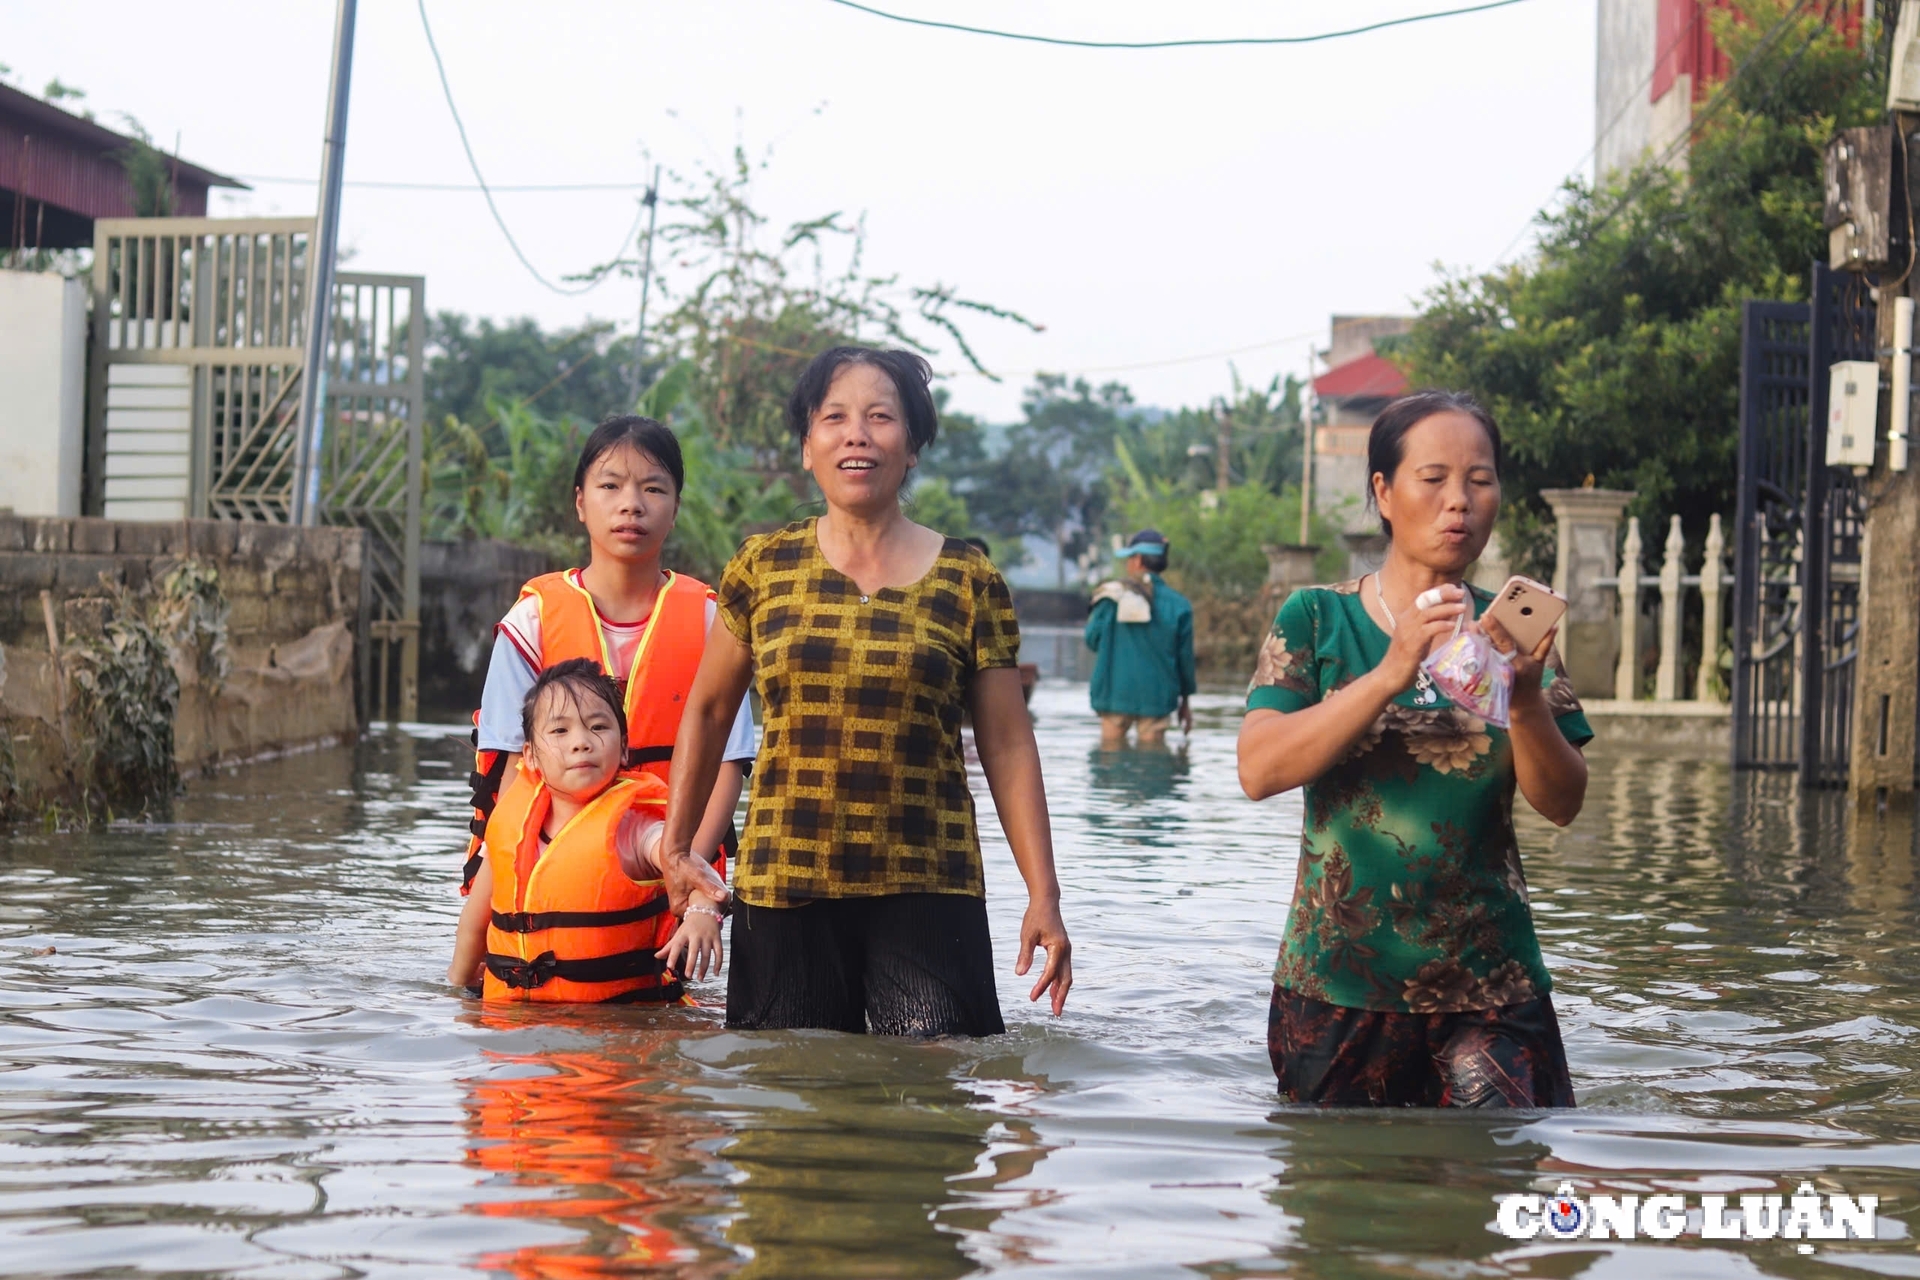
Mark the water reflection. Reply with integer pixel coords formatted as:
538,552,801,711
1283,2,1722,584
1086,742,1190,807
457,1017,729,1277
694,1035,1048,1278
4,699,1920,1276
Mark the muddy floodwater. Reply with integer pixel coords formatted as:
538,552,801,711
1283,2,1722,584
4,675,1920,1278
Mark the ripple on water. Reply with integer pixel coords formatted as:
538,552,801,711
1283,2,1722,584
0,687,1918,1275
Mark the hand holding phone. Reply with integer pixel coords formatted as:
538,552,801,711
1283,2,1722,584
1481,575,1567,655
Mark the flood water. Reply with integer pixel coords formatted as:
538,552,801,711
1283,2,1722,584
4,675,1920,1278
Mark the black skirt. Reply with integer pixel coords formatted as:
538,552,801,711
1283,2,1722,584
727,892,1005,1037
1268,985,1575,1107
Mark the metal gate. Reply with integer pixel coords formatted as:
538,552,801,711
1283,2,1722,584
1730,271,1880,783
88,217,310,522
1798,264,1876,787
318,272,425,724
88,217,425,722
1731,301,1812,770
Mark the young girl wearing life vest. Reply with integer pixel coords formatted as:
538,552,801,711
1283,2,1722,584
461,416,757,895
449,658,731,1002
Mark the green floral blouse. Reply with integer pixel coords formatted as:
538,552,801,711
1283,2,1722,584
1245,580,1593,1013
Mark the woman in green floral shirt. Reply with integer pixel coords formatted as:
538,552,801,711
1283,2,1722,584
1239,391,1591,1107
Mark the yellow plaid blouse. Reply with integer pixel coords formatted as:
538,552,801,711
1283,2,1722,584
718,519,1022,906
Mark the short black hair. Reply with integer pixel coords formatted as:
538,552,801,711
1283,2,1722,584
574,415,685,495
785,346,939,455
520,657,627,749
1365,390,1503,537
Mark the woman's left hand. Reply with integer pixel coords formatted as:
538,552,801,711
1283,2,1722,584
1480,614,1555,711
1018,897,1073,1015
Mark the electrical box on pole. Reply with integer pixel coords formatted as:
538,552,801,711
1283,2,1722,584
1827,361,1882,468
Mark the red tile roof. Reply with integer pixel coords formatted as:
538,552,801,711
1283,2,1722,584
1312,352,1407,400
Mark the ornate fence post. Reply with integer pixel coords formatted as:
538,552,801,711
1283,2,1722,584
1695,514,1726,702
1541,487,1636,699
1655,515,1686,701
1615,517,1643,701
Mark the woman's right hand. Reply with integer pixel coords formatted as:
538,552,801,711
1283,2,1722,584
661,846,730,919
1377,583,1469,692
1018,895,1073,1015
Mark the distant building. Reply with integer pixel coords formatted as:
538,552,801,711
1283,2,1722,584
1596,0,1862,178
1311,315,1411,577
0,82,243,250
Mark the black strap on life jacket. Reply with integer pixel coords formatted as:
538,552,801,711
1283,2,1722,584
624,745,674,768
484,947,670,991
490,897,668,933
620,746,753,779
462,748,511,891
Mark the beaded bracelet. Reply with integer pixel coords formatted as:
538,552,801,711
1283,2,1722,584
685,904,725,921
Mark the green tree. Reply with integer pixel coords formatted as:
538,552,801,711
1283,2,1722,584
965,375,1132,586
425,313,638,430
1398,0,1883,573
113,115,175,218
585,146,1039,479
1115,369,1307,497
903,476,975,541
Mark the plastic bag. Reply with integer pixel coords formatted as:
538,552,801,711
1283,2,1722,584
1421,622,1514,728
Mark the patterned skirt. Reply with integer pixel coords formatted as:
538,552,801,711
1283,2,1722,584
1268,985,1575,1107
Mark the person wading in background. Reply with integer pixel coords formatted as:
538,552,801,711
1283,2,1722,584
1084,529,1196,748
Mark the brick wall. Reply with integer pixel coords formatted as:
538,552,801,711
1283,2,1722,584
0,514,368,810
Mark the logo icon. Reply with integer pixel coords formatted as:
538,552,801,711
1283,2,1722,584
1545,1184,1586,1239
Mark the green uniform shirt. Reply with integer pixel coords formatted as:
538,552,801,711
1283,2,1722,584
1084,574,1196,719
1245,580,1593,1013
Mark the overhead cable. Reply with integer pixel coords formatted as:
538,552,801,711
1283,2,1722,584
821,0,1533,49
1486,1,1714,267
238,174,648,192
1488,0,1815,267
417,0,644,296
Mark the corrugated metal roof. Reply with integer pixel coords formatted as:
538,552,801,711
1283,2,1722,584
0,82,245,231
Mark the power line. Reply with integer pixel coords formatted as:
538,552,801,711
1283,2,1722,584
417,0,645,296
822,0,1535,50
236,174,648,192
1488,0,1815,268
1487,0,1719,267
947,329,1323,380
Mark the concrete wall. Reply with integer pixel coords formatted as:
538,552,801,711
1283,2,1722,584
1597,0,1659,179
0,515,367,809
417,538,556,718
0,270,86,518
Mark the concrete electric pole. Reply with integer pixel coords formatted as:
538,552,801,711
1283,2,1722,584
629,165,661,406
292,0,358,526
1840,11,1920,800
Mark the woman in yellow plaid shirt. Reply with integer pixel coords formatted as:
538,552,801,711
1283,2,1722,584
657,346,1072,1036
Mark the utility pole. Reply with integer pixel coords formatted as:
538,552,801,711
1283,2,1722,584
1299,345,1316,546
1215,404,1232,493
629,165,661,406
1844,5,1920,801
292,0,357,526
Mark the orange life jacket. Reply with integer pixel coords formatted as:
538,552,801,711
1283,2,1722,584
460,569,722,897
481,768,681,1004
519,570,713,784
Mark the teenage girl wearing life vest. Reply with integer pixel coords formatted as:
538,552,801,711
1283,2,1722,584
461,416,758,897
449,658,728,1002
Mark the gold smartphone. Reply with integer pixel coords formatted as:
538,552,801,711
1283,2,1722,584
1483,575,1568,654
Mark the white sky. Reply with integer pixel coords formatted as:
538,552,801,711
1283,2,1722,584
6,0,1596,422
